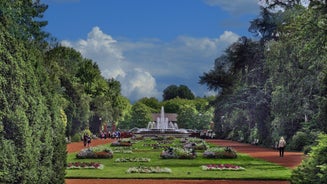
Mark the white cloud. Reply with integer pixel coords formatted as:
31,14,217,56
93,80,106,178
61,27,160,101
204,0,259,15
61,27,239,101
118,68,161,101
62,26,125,79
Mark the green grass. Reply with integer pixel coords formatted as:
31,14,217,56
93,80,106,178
66,139,292,180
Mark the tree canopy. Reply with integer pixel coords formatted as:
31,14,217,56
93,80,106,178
162,84,195,101
200,1,327,148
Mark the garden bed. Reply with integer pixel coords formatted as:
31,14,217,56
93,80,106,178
66,138,293,180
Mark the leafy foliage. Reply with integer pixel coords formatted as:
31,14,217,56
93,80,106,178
291,133,327,184
0,8,66,183
163,84,195,101
200,1,327,149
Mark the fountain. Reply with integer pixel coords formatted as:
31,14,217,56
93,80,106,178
133,106,190,138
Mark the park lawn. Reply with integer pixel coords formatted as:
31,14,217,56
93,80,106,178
65,139,292,180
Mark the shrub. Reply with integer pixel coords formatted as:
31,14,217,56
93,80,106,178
111,140,132,147
95,151,114,158
291,133,327,184
184,142,207,150
76,148,113,159
71,133,83,142
290,131,309,151
160,147,196,159
203,146,237,159
76,149,97,159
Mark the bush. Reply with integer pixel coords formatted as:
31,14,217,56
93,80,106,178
290,131,309,151
76,148,113,159
291,133,327,184
111,140,132,147
160,147,196,159
71,133,83,142
203,146,237,159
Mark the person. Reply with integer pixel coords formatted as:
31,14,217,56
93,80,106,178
278,136,286,157
83,133,88,147
87,134,91,147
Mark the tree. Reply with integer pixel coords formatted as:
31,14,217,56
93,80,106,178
200,37,270,143
138,97,160,112
0,0,49,45
45,46,126,137
129,103,152,129
163,84,195,101
0,20,66,184
177,85,195,100
177,104,213,130
177,105,197,129
163,85,179,101
248,7,284,44
265,2,327,141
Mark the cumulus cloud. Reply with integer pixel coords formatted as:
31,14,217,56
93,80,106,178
61,27,239,101
118,68,161,101
204,0,259,15
62,26,125,79
61,27,161,101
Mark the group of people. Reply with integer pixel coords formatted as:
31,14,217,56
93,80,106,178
99,130,121,139
199,130,216,139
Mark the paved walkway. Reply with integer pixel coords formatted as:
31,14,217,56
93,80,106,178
65,138,304,184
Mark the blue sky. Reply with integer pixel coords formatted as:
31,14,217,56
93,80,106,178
43,0,261,102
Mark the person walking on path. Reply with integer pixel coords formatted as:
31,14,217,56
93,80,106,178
83,133,91,147
278,136,286,157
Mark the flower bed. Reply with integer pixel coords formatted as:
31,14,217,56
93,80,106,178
111,140,132,147
112,148,133,154
76,148,113,159
183,142,207,150
126,166,171,173
203,146,237,159
160,147,196,159
67,162,104,169
201,164,245,171
143,143,170,150
115,157,150,162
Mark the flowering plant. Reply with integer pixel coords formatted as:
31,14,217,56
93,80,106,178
203,146,237,159
160,147,196,159
201,164,245,171
126,166,171,173
76,148,113,159
112,147,133,154
67,162,104,169
115,157,150,162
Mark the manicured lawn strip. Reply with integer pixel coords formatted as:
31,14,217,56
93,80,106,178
65,139,291,180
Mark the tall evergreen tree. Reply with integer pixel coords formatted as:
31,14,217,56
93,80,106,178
0,1,66,183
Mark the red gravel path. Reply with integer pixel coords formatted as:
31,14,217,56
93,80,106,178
65,139,304,184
